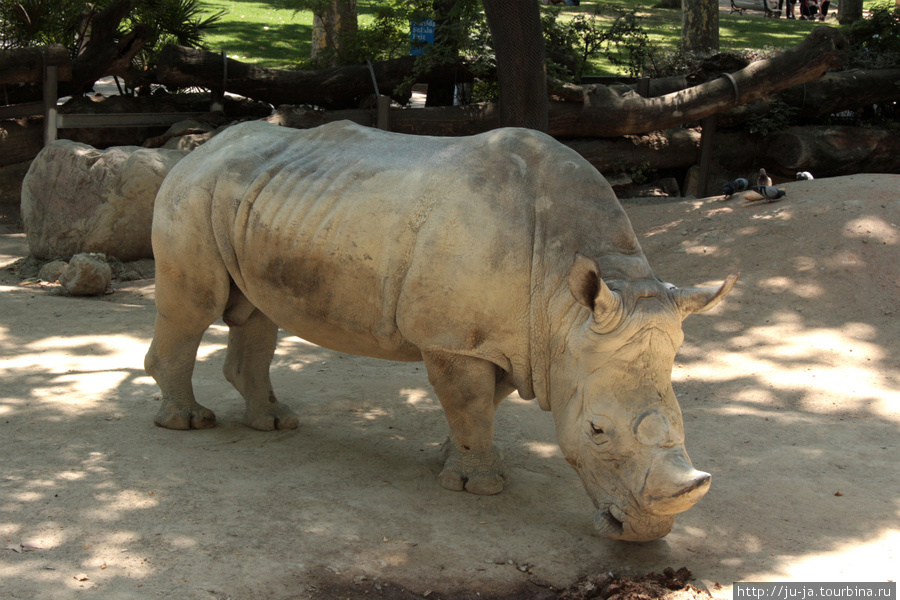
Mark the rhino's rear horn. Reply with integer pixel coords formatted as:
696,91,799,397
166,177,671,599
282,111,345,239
673,273,739,316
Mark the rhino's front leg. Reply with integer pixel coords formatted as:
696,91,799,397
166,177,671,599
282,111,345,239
223,308,299,431
423,352,515,496
145,315,217,430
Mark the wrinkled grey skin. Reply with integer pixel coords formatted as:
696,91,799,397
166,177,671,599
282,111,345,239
145,121,737,541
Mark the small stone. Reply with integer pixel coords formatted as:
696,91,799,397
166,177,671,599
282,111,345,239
38,260,67,283
59,253,112,296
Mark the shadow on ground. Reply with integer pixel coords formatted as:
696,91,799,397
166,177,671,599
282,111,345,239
1,176,897,599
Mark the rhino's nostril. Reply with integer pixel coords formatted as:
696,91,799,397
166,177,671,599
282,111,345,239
593,508,624,538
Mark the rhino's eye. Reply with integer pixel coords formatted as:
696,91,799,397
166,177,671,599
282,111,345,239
586,416,614,447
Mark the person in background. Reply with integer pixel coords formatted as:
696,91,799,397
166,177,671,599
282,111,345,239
800,0,819,19
784,0,796,19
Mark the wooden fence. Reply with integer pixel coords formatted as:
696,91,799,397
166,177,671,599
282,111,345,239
0,45,206,166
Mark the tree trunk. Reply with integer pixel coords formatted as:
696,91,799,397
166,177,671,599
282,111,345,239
482,0,548,131
837,0,864,24
426,0,460,107
312,0,358,64
70,0,152,95
682,0,719,54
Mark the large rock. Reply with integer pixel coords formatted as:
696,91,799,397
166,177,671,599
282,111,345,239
21,140,189,261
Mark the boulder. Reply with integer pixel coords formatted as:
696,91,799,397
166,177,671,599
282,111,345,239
59,253,112,296
21,140,189,261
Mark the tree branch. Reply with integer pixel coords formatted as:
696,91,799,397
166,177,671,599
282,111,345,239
550,26,849,138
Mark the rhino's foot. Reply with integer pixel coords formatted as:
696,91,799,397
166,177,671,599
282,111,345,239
154,400,216,430
242,401,299,431
439,439,509,496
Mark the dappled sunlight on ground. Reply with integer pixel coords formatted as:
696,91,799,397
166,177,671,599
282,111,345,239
772,529,900,581
624,175,899,592
677,315,897,420
2,175,898,597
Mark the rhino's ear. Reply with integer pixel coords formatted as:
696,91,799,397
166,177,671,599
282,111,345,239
568,253,619,314
673,274,739,316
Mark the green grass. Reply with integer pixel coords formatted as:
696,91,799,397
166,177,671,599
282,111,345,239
198,0,385,67
195,0,877,74
560,0,842,74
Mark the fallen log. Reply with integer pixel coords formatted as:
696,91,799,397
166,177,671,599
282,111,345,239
155,46,473,110
0,45,72,85
264,27,846,138
160,26,846,131
266,103,500,136
0,117,44,168
268,106,700,172
763,126,900,175
563,129,701,173
719,68,900,126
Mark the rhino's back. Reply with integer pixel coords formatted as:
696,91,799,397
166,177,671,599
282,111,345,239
156,120,636,370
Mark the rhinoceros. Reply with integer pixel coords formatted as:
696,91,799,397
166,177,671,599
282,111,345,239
145,120,737,541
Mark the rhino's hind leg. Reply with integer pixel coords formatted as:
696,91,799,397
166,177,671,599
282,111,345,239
423,352,515,496
222,295,299,431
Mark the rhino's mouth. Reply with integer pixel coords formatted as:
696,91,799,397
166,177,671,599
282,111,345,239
593,503,675,542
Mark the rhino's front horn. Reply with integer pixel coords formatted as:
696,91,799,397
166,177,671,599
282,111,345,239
643,451,711,515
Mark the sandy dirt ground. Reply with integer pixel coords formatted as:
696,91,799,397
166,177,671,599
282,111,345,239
1,174,897,600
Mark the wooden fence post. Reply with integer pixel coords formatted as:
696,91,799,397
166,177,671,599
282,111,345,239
376,95,390,131
210,50,227,112
697,114,717,198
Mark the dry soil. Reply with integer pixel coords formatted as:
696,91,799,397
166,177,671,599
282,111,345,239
1,175,897,600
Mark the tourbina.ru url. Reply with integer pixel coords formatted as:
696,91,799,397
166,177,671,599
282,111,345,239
735,583,897,600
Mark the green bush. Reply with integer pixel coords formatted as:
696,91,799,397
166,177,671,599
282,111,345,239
846,3,900,68
0,0,224,68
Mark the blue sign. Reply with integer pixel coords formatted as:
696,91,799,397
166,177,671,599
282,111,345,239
410,19,435,55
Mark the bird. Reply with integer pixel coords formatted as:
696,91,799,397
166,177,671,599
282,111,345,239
721,177,749,200
757,168,772,187
747,185,786,202
796,171,814,180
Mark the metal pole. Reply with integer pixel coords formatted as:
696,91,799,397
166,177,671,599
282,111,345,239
43,64,58,146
